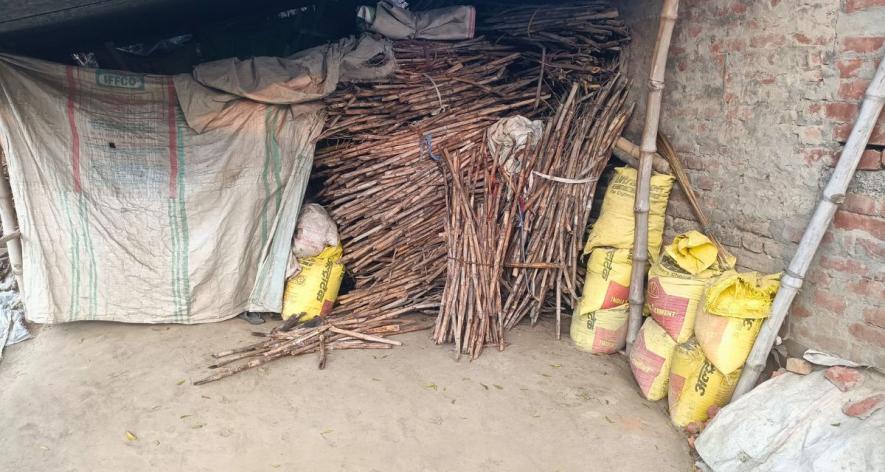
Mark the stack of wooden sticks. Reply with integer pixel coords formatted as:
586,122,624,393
198,2,632,381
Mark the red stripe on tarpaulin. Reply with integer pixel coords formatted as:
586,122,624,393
64,66,82,193
166,78,178,198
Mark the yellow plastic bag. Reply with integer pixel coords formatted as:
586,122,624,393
694,271,780,374
570,305,628,354
282,244,345,322
576,248,632,314
664,230,721,275
668,339,740,428
583,167,674,259
629,318,677,401
646,255,718,343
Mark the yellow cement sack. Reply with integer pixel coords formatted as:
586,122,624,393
664,230,720,275
583,167,675,259
282,244,345,322
694,271,780,374
646,257,708,343
570,305,629,354
576,248,632,314
629,318,677,401
668,339,740,428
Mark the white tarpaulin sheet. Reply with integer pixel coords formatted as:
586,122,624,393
696,370,885,472
0,35,393,324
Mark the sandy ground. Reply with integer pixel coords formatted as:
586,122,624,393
0,318,691,471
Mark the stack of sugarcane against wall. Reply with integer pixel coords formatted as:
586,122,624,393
314,2,631,355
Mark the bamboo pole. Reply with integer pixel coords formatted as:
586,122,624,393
626,0,679,349
0,147,23,293
733,55,885,398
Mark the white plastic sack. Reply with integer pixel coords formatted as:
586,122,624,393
487,116,543,174
286,203,339,279
696,370,885,472
292,204,339,258
359,2,475,40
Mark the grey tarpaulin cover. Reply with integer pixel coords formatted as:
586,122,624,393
696,370,885,471
0,35,393,323
359,2,475,40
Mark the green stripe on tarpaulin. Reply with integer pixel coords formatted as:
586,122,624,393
270,110,283,216
78,192,98,319
176,118,191,320
60,183,80,320
168,198,181,320
167,113,192,323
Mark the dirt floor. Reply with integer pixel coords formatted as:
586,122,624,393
0,318,692,471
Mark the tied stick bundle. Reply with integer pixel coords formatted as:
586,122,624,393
433,142,536,359
501,77,633,336
195,316,434,384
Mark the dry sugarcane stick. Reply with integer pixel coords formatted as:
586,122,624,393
195,316,433,384
612,136,670,173
734,55,885,399
626,0,679,350
656,133,734,268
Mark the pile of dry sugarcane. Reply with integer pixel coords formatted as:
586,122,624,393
195,315,433,384
314,2,630,356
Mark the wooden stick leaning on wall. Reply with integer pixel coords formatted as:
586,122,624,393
613,135,733,268
0,146,23,294
733,55,885,399
656,133,734,268
626,0,679,349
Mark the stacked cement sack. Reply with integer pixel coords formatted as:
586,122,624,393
629,230,726,401
667,269,779,427
622,228,781,427
570,167,674,354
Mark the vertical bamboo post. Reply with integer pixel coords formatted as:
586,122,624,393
626,0,679,349
0,147,23,293
733,56,885,399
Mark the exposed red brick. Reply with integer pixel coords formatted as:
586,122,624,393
837,118,885,145
824,366,864,392
837,59,864,78
833,210,885,239
844,0,885,13
793,33,813,45
820,255,869,274
813,290,847,314
838,80,870,101
825,102,858,122
730,2,748,14
842,393,885,419
834,149,884,170
855,237,885,259
750,33,786,49
790,302,813,319
864,307,885,329
770,0,781,6
845,278,884,297
803,148,834,166
842,194,884,216
688,25,703,38
849,322,885,345
840,36,885,54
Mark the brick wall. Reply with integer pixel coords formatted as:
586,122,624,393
619,0,885,367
